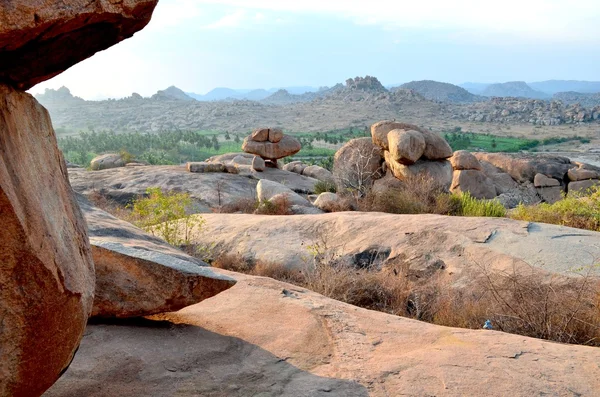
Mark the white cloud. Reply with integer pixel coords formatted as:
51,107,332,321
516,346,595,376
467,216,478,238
189,0,600,41
202,10,247,29
146,0,203,30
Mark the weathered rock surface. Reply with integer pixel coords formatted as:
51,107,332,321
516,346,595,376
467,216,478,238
568,167,599,181
0,0,158,90
387,129,426,165
195,213,600,277
333,138,383,192
283,160,308,174
569,179,600,194
302,165,334,184
268,128,284,143
384,152,453,188
313,192,342,212
242,135,301,160
0,85,95,396
252,156,265,172
187,162,226,173
370,121,452,160
251,128,269,142
90,153,126,170
537,186,563,204
47,270,600,397
257,179,311,207
474,153,574,183
450,150,482,171
451,169,497,199
69,165,318,210
77,195,235,318
534,173,561,187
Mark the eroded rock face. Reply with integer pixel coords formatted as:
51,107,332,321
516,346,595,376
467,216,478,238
0,0,158,90
77,196,236,318
451,169,497,199
0,85,95,396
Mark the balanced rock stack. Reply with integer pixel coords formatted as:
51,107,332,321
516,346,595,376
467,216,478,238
371,121,453,189
242,127,301,167
0,0,158,396
450,150,497,199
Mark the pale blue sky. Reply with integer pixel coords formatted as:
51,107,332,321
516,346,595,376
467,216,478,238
31,0,600,100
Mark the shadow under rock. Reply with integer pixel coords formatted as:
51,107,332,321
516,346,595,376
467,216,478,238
44,318,368,397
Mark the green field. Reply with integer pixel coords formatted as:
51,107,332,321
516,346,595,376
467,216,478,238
443,130,590,153
58,127,589,170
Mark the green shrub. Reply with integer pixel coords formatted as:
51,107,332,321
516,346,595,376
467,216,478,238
314,180,337,194
511,188,600,231
130,187,204,246
446,192,506,217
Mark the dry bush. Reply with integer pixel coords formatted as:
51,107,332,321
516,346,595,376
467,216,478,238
357,174,452,214
87,189,135,222
254,195,293,215
215,197,258,214
208,247,600,346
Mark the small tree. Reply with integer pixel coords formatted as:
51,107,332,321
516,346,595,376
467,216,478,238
130,187,204,246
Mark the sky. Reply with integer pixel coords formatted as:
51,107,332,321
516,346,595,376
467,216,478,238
30,0,600,100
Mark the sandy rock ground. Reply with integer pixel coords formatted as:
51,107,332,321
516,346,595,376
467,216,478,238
195,212,600,277
46,270,600,396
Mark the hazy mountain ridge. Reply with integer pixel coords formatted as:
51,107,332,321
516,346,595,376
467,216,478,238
482,81,549,99
36,76,600,134
397,80,484,103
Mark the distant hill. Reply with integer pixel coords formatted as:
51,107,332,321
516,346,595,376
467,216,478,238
151,86,195,101
553,91,600,107
35,86,84,103
530,80,600,95
482,81,549,99
187,86,319,101
459,82,490,95
397,80,483,103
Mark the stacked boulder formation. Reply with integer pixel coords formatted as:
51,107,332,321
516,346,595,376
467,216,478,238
333,120,600,207
242,127,301,167
450,150,497,199
0,0,158,395
371,121,454,189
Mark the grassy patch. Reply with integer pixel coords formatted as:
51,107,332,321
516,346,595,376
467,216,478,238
511,188,600,231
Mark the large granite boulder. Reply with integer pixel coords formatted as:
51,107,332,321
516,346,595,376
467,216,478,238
77,196,235,318
387,129,426,165
0,85,95,397
90,153,126,170
0,0,159,395
302,165,334,184
384,152,453,189
0,0,157,90
256,179,311,207
333,137,384,194
451,169,497,199
371,121,452,160
450,150,482,171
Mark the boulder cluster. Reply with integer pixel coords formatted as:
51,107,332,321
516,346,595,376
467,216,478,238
242,127,301,166
332,120,600,207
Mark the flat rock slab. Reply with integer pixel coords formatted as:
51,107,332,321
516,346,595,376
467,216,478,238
69,165,317,210
195,212,600,277
46,272,600,396
78,196,235,318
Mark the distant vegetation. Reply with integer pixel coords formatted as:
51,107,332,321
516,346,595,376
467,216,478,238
443,127,590,152
59,126,589,168
58,127,368,167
